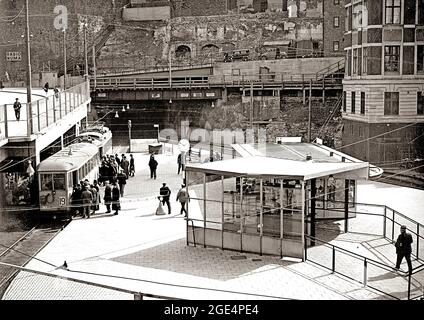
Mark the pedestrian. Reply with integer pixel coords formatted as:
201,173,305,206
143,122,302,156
129,154,135,177
176,184,189,216
81,186,93,218
70,184,82,217
115,154,121,166
104,181,112,213
43,82,49,94
111,181,120,215
54,86,59,99
148,154,158,179
159,182,171,214
395,225,413,274
90,184,99,214
117,170,127,197
121,155,130,177
13,98,22,121
177,153,183,174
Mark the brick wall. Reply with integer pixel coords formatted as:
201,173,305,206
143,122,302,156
0,0,127,81
323,0,346,57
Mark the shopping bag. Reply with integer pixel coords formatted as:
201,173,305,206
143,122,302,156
156,201,166,215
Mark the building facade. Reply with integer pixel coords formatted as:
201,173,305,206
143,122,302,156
323,0,347,56
342,0,424,169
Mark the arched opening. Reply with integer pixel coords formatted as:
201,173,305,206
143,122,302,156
201,44,220,56
175,45,191,59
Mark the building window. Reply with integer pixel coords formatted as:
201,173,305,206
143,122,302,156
333,41,339,52
418,46,424,73
343,92,347,112
384,92,399,115
419,0,424,25
353,49,358,75
361,92,365,115
351,91,356,114
418,92,424,115
334,17,340,27
352,3,364,30
384,46,400,73
385,0,401,24
362,47,368,74
345,7,352,32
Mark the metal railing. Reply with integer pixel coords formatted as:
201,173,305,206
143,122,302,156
0,80,90,139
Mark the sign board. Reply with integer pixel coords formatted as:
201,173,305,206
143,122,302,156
6,51,22,61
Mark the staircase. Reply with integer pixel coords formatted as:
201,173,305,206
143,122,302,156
315,58,345,82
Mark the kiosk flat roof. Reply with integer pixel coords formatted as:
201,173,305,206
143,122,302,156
186,142,373,180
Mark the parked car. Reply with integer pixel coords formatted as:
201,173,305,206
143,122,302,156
223,49,250,62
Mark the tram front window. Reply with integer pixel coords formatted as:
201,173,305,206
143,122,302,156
40,174,53,191
53,174,66,190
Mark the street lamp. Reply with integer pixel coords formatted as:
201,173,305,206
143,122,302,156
153,124,159,142
128,120,132,153
114,111,119,118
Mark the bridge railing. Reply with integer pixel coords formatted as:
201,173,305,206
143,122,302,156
92,73,344,90
1,81,90,139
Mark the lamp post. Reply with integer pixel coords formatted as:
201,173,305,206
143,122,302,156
153,124,159,142
83,22,88,79
128,120,132,153
24,0,33,135
63,28,67,89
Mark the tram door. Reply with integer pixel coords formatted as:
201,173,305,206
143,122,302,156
72,171,78,187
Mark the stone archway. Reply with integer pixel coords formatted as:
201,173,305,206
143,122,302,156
175,45,192,59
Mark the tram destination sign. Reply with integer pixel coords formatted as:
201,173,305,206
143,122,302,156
6,51,22,61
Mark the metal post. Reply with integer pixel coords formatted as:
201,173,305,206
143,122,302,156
250,83,254,131
344,180,349,233
260,179,263,256
83,23,88,79
37,101,40,131
308,79,312,142
363,258,368,286
332,246,336,273
24,0,33,135
383,206,387,238
4,105,8,138
301,180,305,261
63,29,67,90
310,179,316,246
240,177,243,252
417,224,420,260
203,174,206,248
128,120,132,153
221,176,224,250
92,45,97,89
280,180,284,258
392,210,395,241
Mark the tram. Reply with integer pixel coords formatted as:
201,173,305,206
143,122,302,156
77,125,112,158
37,142,100,216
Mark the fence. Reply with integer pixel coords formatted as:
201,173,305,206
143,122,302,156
1,81,90,138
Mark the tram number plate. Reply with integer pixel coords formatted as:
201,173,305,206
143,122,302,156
59,197,66,207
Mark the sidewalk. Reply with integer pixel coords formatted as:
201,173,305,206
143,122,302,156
3,152,424,300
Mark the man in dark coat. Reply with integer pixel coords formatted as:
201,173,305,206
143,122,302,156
117,170,127,197
395,225,413,274
13,98,22,120
159,183,171,214
129,154,135,177
70,184,82,217
111,181,120,215
177,153,183,175
148,154,158,179
121,155,130,177
103,182,112,213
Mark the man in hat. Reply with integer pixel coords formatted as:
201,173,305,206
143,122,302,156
13,98,22,120
176,184,189,217
395,225,413,274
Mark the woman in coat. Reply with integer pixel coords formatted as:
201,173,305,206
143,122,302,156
103,182,112,213
111,181,120,215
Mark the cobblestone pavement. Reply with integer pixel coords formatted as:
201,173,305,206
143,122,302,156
2,152,424,300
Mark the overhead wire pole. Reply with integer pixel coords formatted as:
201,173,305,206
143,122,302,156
308,79,312,143
83,23,88,79
24,0,33,134
63,28,67,89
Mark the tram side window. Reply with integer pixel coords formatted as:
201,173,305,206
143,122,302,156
41,174,53,191
53,174,66,190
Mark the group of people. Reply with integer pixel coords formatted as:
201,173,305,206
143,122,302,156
99,154,135,194
70,178,122,218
